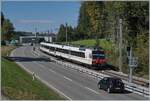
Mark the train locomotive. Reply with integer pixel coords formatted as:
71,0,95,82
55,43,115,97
40,42,107,69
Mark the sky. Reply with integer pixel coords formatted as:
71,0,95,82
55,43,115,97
2,1,81,33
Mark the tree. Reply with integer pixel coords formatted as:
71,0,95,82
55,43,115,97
77,1,115,39
123,1,149,46
57,24,77,42
57,24,66,42
1,19,14,41
77,2,92,39
1,12,5,26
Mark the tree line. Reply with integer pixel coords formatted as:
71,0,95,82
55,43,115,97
57,1,149,48
57,1,149,45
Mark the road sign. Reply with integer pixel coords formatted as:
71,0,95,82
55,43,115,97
129,57,138,68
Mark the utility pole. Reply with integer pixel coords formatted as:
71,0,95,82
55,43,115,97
129,46,133,83
66,23,68,44
127,46,138,83
119,19,122,72
35,27,37,37
33,27,37,51
55,28,58,42
35,27,37,43
48,30,49,34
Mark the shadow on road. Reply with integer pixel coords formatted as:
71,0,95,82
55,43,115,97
96,64,119,71
4,56,54,62
110,89,132,94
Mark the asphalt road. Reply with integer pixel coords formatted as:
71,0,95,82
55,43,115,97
10,46,148,100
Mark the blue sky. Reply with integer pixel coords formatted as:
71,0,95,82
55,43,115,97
2,1,81,33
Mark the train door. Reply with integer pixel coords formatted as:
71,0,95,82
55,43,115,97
68,48,71,59
54,47,57,56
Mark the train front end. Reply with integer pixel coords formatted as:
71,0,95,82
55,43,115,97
92,50,107,67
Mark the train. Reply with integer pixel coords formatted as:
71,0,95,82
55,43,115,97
39,42,107,69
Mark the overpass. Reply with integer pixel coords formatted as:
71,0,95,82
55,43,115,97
19,34,56,43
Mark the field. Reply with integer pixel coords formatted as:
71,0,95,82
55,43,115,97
1,45,65,100
71,39,113,51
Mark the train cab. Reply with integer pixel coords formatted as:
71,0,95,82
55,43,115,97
92,50,107,66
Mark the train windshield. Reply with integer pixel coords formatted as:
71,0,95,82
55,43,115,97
92,51,105,59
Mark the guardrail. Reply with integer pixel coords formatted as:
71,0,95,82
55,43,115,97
108,70,149,86
33,49,150,98
52,59,150,98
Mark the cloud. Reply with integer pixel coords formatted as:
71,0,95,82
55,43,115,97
18,19,52,24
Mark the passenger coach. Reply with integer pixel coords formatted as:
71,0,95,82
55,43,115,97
40,42,107,69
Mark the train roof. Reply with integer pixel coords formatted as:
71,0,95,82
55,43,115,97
40,42,104,53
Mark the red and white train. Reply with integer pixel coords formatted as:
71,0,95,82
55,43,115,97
40,42,107,69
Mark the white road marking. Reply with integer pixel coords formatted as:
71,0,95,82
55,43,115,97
20,62,72,100
85,87,99,94
35,75,72,100
49,69,57,74
63,76,73,82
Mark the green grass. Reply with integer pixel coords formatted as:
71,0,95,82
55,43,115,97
1,46,65,100
71,39,114,51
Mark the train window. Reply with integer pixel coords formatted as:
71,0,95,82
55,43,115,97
46,46,49,49
92,54,105,59
56,48,69,54
42,45,85,58
92,51,104,54
43,45,49,49
70,50,85,58
49,47,55,51
92,50,105,59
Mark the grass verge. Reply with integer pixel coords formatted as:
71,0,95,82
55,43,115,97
1,45,65,100
71,39,113,51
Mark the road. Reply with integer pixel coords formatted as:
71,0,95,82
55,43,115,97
10,46,148,100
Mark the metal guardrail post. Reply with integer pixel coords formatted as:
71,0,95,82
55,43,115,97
32,72,35,81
